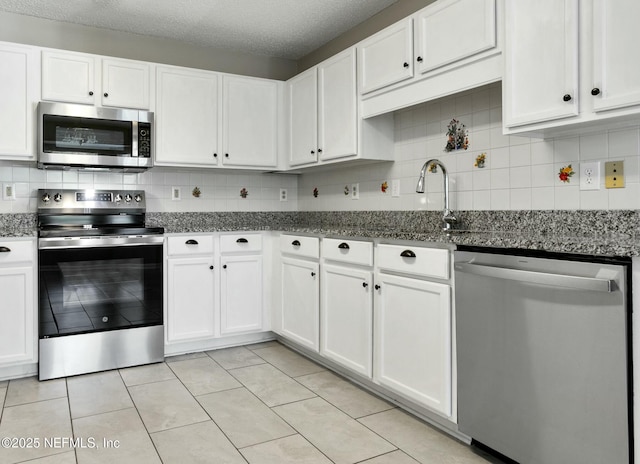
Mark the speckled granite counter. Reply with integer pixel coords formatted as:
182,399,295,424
2,211,639,257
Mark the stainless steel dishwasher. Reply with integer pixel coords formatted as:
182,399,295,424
455,249,632,464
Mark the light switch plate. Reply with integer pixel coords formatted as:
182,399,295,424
605,161,625,189
391,179,400,197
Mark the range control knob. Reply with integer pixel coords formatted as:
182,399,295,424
53,193,62,202
134,193,143,202
114,193,122,203
42,193,51,203
124,194,132,203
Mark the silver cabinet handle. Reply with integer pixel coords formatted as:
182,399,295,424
455,262,615,293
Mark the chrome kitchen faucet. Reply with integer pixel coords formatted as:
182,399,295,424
416,159,457,232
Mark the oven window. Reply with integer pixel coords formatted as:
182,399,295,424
39,244,162,337
42,114,132,156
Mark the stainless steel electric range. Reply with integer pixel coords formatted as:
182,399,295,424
37,189,164,380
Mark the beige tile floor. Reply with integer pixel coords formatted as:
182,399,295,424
0,341,500,464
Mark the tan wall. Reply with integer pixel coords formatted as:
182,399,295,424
296,0,437,72
0,11,298,80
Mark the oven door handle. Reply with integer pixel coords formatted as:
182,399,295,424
39,235,164,249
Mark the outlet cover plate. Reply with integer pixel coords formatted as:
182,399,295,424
605,161,625,189
3,183,16,200
391,179,400,197
580,162,600,190
279,188,288,201
351,183,359,200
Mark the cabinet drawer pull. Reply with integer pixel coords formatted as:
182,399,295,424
591,87,601,96
563,94,572,102
362,282,369,288
209,265,214,270
400,249,416,258
185,239,199,245
374,284,381,290
103,92,109,98
311,271,316,277
416,56,423,62
0,246,11,252
338,242,350,250
403,62,409,68
291,240,301,246
223,264,227,269
236,238,248,243
88,91,94,96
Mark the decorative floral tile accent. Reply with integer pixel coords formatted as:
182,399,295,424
344,185,350,196
474,153,486,168
445,118,469,152
429,163,438,173
381,181,388,193
558,165,575,183
313,187,319,198
240,187,249,198
192,186,201,197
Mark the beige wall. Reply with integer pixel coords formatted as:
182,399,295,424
296,0,437,72
0,11,297,80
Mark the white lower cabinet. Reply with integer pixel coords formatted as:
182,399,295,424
0,239,36,367
220,254,263,335
281,256,319,351
166,236,216,343
373,272,452,417
219,233,264,336
321,263,373,377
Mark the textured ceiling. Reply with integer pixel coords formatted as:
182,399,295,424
0,0,398,59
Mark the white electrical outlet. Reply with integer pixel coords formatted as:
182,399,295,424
580,162,600,190
3,183,16,201
351,183,359,200
171,186,181,200
280,188,288,201
391,179,400,197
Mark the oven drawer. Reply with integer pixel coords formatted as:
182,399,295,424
167,235,214,256
280,234,319,259
220,233,262,253
0,239,34,264
322,238,373,266
377,244,449,279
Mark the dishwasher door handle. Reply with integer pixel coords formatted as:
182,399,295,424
455,262,615,292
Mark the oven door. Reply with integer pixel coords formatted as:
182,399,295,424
39,236,163,338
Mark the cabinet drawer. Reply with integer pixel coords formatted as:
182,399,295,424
0,239,34,264
377,244,449,279
322,238,373,266
280,234,319,259
220,233,262,253
167,235,214,256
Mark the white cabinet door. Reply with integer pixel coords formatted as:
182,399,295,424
222,75,278,168
101,58,150,109
321,264,373,377
155,66,220,166
42,50,95,105
166,257,216,343
503,0,579,127
288,67,318,167
220,255,263,335
0,266,34,365
415,0,496,75
374,273,452,417
591,0,640,112
318,48,357,161
0,43,37,159
281,257,319,352
358,17,414,94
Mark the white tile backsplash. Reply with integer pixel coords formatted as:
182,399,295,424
299,82,640,211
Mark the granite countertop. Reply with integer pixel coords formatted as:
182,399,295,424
3,211,640,257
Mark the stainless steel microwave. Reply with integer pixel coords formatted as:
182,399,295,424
37,102,153,172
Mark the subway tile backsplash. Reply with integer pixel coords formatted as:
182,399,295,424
299,82,640,212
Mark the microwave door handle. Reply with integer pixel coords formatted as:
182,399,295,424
455,262,615,293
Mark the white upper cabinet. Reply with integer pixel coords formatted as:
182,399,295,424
0,42,38,160
288,67,318,167
155,66,221,167
591,0,640,113
222,75,279,168
42,50,151,109
504,0,640,136
415,0,496,75
358,18,414,94
503,0,579,128
318,49,358,162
